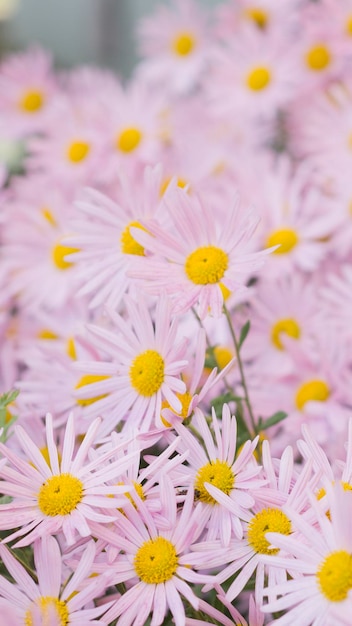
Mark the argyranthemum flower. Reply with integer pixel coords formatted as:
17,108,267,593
166,405,263,546
73,294,188,434
89,477,217,626
129,186,269,319
205,23,299,122
192,441,314,605
136,0,211,94
0,535,112,625
243,274,321,376
261,484,352,625
0,413,137,546
0,46,58,138
65,163,167,311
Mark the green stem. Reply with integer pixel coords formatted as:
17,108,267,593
223,303,257,437
191,307,211,348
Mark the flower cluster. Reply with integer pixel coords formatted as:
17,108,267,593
0,0,352,624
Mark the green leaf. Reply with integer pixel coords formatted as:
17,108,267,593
238,320,250,350
258,411,288,431
0,388,19,410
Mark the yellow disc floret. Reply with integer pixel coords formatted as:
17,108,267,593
120,481,146,507
20,89,44,113
244,7,268,29
247,507,291,554
67,140,91,163
75,374,110,406
52,240,79,270
271,318,301,350
25,597,69,626
173,32,195,56
129,349,165,396
120,221,147,256
161,391,193,427
185,245,228,285
246,66,271,91
266,228,299,254
295,379,330,411
194,460,235,505
213,345,233,369
134,536,178,583
346,17,352,36
305,44,331,71
38,473,83,516
317,550,352,602
116,127,142,153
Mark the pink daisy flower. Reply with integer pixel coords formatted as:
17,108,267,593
261,484,352,625
65,164,167,311
193,441,313,606
96,77,165,180
0,413,137,546
89,478,216,626
243,274,321,376
248,326,352,457
167,404,262,546
255,158,340,277
26,94,108,186
295,3,348,94
0,46,58,138
73,294,188,434
0,535,112,624
2,177,79,313
136,0,211,94
129,186,269,319
205,24,299,122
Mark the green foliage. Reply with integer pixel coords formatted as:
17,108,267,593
0,388,19,442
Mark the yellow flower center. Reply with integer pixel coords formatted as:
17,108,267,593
134,536,178,583
266,228,299,254
38,473,83,516
317,550,352,602
19,89,44,113
129,350,165,396
271,318,301,350
219,282,231,301
37,328,58,340
52,240,79,270
295,379,330,411
246,66,271,91
116,127,143,153
41,207,57,226
247,507,291,554
213,345,233,369
305,44,331,71
161,391,193,427
66,337,77,360
172,32,195,56
244,7,268,28
194,460,235,505
346,17,352,36
25,597,69,626
75,374,110,406
120,221,147,256
120,481,145,508
185,245,228,285
67,140,90,163
160,176,188,196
